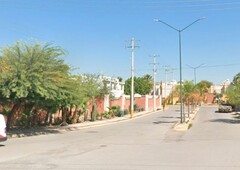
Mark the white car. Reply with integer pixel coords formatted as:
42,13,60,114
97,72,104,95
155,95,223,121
0,114,7,142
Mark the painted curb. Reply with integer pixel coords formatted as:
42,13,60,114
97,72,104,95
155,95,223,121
173,107,200,131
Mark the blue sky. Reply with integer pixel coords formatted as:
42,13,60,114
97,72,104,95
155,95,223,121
0,0,240,85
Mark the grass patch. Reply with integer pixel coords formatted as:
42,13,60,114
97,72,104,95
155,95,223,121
188,123,193,129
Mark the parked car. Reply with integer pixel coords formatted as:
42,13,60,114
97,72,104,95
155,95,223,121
0,114,7,142
218,103,233,113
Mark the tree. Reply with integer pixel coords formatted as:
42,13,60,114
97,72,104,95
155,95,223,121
0,41,75,129
124,74,153,95
79,74,109,121
226,84,240,106
232,73,240,85
182,80,195,117
196,80,212,96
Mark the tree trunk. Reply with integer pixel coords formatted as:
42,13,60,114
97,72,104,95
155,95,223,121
7,102,22,130
60,106,68,126
91,97,96,121
45,111,50,125
187,98,190,118
30,107,38,127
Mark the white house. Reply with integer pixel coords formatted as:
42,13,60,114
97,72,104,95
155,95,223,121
101,76,125,99
210,79,231,94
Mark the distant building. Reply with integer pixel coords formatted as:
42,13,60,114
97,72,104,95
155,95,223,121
210,79,231,94
156,80,178,98
101,76,125,99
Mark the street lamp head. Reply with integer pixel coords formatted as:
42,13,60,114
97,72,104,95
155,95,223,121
153,19,160,22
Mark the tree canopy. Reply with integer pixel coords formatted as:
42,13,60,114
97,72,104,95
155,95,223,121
0,41,82,128
195,80,213,95
124,74,153,95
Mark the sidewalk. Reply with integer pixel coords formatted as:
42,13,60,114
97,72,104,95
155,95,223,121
8,110,156,139
8,106,200,138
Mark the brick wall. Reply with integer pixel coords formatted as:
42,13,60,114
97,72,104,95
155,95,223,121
135,96,146,111
52,95,161,121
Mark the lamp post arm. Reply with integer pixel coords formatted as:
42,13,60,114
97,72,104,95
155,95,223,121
181,18,205,32
154,19,179,32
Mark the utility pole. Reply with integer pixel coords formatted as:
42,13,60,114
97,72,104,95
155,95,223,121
150,54,159,111
163,65,169,100
126,38,139,118
171,68,175,104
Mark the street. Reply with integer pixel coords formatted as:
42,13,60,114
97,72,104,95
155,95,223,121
1,105,240,170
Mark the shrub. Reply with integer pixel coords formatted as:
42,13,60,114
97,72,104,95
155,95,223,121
103,111,111,119
124,109,130,115
116,110,124,117
134,104,139,112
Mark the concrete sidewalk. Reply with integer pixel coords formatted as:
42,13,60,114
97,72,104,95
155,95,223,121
8,106,201,138
7,110,156,139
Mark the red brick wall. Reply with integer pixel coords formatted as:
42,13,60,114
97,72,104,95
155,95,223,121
51,95,161,121
124,98,130,110
135,96,146,111
87,96,105,114
148,97,153,111
110,96,122,108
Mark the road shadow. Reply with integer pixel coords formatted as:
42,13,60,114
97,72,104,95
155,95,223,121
0,144,5,147
214,111,231,114
153,121,177,124
210,119,240,124
160,116,180,119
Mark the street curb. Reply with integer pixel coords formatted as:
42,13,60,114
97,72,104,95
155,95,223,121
173,107,200,131
8,110,160,139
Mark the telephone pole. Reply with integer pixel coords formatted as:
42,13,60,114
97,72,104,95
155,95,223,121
150,54,159,111
163,65,169,100
126,38,139,118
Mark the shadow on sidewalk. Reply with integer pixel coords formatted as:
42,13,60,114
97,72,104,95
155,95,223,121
8,127,61,138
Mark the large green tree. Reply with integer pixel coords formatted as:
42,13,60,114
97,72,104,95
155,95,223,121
232,72,240,85
225,73,240,106
0,41,78,129
226,85,240,105
124,74,153,95
195,80,212,96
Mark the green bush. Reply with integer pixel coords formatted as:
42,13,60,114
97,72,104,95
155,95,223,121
124,109,130,115
116,110,124,117
103,111,111,119
134,104,139,112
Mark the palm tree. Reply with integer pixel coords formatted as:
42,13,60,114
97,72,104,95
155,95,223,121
182,81,195,118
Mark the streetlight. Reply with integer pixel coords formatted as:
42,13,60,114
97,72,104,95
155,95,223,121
154,17,205,123
187,63,205,85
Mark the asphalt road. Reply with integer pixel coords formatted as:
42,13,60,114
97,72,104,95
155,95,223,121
0,105,240,170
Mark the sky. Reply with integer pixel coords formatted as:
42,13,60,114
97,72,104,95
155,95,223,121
0,0,240,85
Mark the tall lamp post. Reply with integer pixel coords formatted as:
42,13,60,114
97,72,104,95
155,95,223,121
154,18,205,123
187,63,205,85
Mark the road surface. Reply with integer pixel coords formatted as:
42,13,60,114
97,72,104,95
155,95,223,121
0,105,240,170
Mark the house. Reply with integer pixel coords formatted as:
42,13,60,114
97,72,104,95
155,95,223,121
210,79,230,94
101,76,125,99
